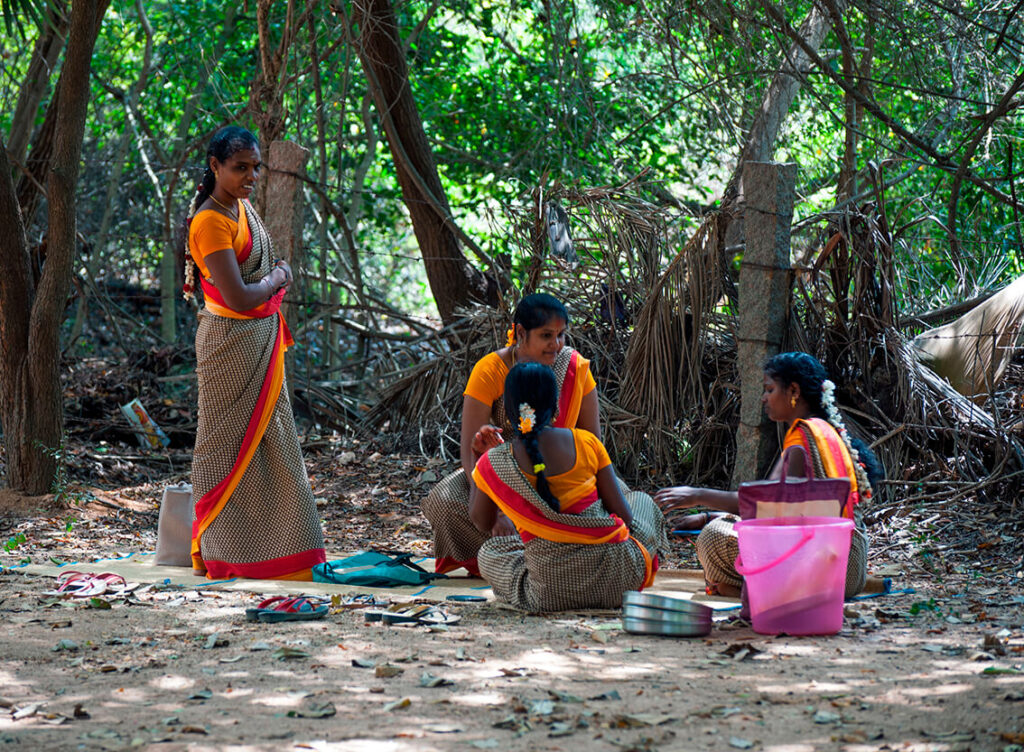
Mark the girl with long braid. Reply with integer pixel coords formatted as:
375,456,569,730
470,363,669,611
423,293,602,576
655,352,883,599
183,126,325,580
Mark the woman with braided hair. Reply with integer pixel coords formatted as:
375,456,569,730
422,293,601,576
470,363,669,611
655,351,882,599
182,125,325,580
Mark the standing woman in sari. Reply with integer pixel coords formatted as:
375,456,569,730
183,126,326,580
422,293,600,576
470,363,669,611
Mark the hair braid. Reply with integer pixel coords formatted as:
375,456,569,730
520,428,559,512
504,362,561,512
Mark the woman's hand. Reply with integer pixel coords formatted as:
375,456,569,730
654,486,740,516
471,424,504,456
273,259,293,290
653,486,707,513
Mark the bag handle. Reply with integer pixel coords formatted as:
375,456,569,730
733,527,814,577
778,444,815,481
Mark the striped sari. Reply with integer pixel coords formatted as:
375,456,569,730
696,417,869,597
190,201,325,580
472,442,667,612
422,347,594,576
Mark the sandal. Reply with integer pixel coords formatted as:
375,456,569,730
44,571,108,598
245,595,328,623
93,573,138,597
369,603,460,626
338,593,389,610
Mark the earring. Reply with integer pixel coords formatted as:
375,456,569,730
790,396,797,408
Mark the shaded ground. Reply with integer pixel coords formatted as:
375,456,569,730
2,439,1024,752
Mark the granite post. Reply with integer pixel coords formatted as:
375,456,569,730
731,161,796,487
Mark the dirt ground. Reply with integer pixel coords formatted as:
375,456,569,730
2,454,1024,752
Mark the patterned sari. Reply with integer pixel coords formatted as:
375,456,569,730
696,417,869,597
190,201,325,580
422,346,593,576
473,442,668,612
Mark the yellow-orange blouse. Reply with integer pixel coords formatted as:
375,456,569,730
188,202,250,281
464,351,596,406
521,429,611,513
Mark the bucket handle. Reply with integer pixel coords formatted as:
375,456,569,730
734,528,815,577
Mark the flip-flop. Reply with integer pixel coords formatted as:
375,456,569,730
338,593,390,610
245,596,292,622
380,604,460,626
93,573,138,597
365,603,416,623
44,572,108,598
247,595,328,623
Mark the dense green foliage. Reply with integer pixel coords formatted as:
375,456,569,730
2,0,1022,359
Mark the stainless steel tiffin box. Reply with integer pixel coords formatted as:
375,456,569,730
621,590,714,637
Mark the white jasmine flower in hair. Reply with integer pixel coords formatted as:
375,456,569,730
518,403,536,434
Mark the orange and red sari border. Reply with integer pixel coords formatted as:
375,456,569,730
474,452,656,588
554,351,589,429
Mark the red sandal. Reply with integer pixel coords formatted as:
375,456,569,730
245,595,328,623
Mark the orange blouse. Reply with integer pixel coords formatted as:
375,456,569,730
463,351,596,406
188,202,250,281
521,429,611,512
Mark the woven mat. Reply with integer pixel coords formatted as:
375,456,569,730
0,552,739,609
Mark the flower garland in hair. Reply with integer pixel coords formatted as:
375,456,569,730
182,184,204,301
820,379,872,501
505,328,515,347
518,403,536,435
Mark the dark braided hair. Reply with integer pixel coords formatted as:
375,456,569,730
504,362,560,512
763,352,884,488
180,126,259,299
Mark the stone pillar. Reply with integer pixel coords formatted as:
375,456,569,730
262,139,309,267
262,140,310,398
731,161,796,488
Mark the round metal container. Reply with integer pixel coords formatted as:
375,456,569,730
622,590,713,618
621,614,712,637
623,603,713,624
620,591,714,637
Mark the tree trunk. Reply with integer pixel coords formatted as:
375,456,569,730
0,0,109,494
6,1,68,171
727,1,841,202
718,0,842,294
350,0,497,324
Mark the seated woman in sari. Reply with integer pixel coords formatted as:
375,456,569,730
184,126,325,580
422,293,601,575
655,352,882,599
469,363,669,612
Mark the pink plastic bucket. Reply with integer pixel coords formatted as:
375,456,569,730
734,516,854,635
